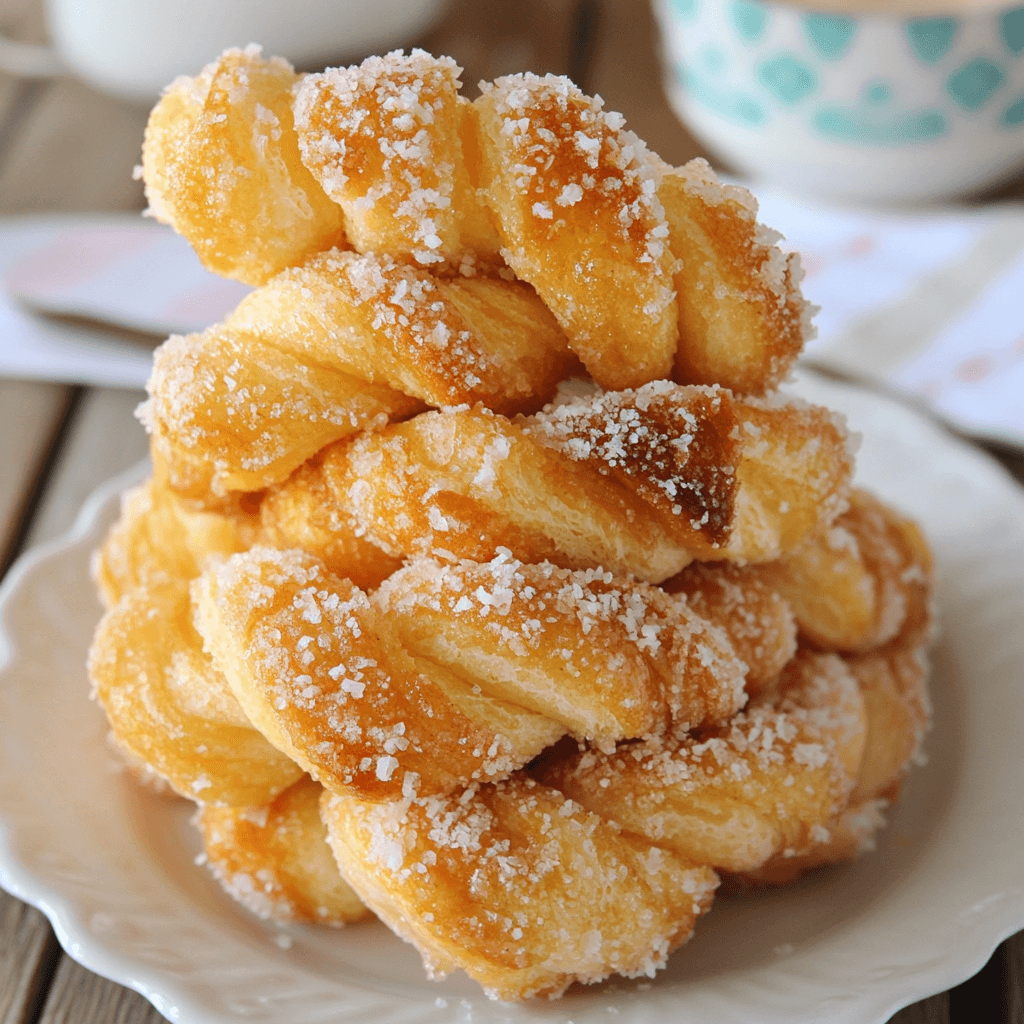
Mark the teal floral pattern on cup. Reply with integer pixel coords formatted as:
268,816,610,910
905,18,958,64
653,0,1024,200
802,15,857,60
946,57,1005,110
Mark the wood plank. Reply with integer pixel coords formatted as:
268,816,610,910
20,386,148,550
587,0,710,169
419,0,576,96
37,956,165,1024
0,76,147,215
888,993,950,1024
1005,932,1024,1023
0,379,72,571
0,892,59,1024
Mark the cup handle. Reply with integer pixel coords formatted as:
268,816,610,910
0,33,65,77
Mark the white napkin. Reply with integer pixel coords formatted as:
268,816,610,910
755,189,1024,448
0,215,249,390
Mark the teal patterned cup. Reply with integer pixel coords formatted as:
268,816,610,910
654,0,1024,201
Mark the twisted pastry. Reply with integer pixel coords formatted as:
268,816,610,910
738,624,930,885
293,50,501,272
540,650,868,874
663,562,797,696
197,776,369,924
89,574,304,806
320,775,718,1000
92,477,261,608
263,381,855,583
294,51,811,394
141,46,345,285
757,488,934,653
141,247,575,500
192,546,747,801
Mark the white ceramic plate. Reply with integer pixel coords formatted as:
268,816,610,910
1,373,1023,1024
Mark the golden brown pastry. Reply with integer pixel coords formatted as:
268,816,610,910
140,247,575,501
92,476,261,607
258,455,402,591
263,381,854,583
663,561,797,695
197,776,370,924
540,650,867,874
193,546,747,800
141,45,345,285
291,51,810,395
294,50,501,271
88,42,937,1005
660,162,810,396
89,575,304,806
757,488,933,653
320,775,718,1000
474,72,679,390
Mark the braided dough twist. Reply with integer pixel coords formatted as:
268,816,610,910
263,381,855,583
140,247,575,499
192,546,747,801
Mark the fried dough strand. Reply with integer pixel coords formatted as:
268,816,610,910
197,776,370,924
661,161,810,395
89,575,304,806
193,546,746,801
263,382,854,583
141,45,345,285
320,775,718,1000
140,248,575,501
93,477,261,608
294,50,501,271
474,72,678,390
758,488,934,653
663,562,797,696
540,650,867,874
291,51,810,394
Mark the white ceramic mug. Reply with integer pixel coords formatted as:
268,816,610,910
0,0,447,103
654,0,1024,202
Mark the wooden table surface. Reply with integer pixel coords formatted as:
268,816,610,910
0,0,1022,1021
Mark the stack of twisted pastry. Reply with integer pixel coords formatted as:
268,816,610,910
87,45,934,1001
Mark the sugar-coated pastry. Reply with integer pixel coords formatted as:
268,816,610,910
263,382,854,583
848,637,931,804
294,50,501,271
227,249,576,415
86,42,938,1005
141,45,345,285
89,575,304,806
193,546,746,800
474,72,678,390
663,561,797,696
320,775,718,1000
733,627,930,885
758,488,933,653
92,477,261,607
141,247,576,501
141,322,420,500
259,455,402,591
660,161,810,396
197,776,370,924
374,551,747,746
289,52,810,394
541,651,867,874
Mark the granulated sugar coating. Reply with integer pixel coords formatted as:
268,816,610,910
83,42,938,1005
295,51,501,270
475,72,679,390
321,774,718,1000
193,546,747,798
